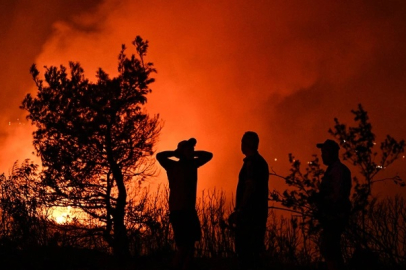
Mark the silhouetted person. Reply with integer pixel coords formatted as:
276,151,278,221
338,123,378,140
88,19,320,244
313,139,351,270
229,131,269,270
156,138,212,270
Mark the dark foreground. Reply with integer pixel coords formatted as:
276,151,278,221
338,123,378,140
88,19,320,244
0,246,403,270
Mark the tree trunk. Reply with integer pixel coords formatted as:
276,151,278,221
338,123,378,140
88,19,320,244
106,127,129,258
112,170,129,259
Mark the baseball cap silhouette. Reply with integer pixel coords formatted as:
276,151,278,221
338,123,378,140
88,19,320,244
316,139,340,151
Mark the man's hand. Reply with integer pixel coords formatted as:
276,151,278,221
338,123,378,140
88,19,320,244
228,210,241,228
173,149,181,158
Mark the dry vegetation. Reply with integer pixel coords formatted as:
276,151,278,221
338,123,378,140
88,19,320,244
0,168,405,270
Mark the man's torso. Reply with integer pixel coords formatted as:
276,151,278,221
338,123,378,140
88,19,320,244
166,159,198,211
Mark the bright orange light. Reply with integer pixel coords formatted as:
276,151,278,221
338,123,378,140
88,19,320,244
51,206,72,224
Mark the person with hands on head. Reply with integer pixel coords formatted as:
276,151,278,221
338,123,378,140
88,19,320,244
229,131,269,270
156,138,212,270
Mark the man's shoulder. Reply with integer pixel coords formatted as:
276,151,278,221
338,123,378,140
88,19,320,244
248,153,269,173
330,160,351,178
338,160,350,172
330,160,347,169
255,153,268,165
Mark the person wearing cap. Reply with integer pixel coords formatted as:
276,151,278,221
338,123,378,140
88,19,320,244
228,131,269,270
313,139,352,270
156,138,212,270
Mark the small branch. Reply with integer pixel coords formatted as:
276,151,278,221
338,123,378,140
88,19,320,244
269,169,287,181
371,175,403,185
268,205,303,215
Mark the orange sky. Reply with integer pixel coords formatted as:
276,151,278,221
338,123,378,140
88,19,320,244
1,0,405,202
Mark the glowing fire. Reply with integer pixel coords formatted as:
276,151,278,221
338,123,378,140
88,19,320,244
51,206,73,224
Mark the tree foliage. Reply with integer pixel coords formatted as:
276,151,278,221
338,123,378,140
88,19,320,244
329,104,405,214
270,104,405,262
0,160,47,248
270,154,324,243
21,36,161,257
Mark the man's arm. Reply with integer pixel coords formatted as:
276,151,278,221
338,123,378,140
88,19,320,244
240,180,255,211
238,161,255,212
156,151,178,169
194,151,213,167
239,160,268,212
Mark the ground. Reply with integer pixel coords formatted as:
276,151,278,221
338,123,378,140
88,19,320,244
0,247,402,270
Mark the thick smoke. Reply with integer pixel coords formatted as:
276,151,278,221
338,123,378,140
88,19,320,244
1,0,405,198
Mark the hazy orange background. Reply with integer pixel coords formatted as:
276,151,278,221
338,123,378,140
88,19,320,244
1,0,405,202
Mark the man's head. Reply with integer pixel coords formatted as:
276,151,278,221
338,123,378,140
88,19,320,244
316,139,340,166
241,131,259,156
176,138,197,159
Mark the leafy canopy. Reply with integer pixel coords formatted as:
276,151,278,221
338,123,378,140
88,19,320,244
21,37,161,254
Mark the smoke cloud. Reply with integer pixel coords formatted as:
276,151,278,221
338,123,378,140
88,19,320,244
1,0,405,198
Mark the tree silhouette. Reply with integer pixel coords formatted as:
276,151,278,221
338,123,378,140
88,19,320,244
0,160,46,248
329,104,405,214
269,154,324,256
21,36,161,258
329,104,405,251
270,104,405,261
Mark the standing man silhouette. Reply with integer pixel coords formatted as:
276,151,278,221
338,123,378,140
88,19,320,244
229,131,269,270
314,139,351,270
157,138,212,270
